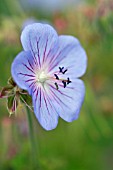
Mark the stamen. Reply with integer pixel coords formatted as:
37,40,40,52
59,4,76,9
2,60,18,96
62,69,67,74
55,82,59,90
67,78,71,84
62,81,66,88
54,74,59,80
54,67,71,89
59,67,64,73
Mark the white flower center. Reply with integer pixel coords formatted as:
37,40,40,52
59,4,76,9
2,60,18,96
36,71,47,83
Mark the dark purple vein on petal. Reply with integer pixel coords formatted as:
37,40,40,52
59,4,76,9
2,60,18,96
39,87,41,108
22,63,35,74
33,88,36,94
49,90,65,113
49,84,69,108
42,37,48,64
46,48,52,63
29,35,37,65
58,83,74,90
49,85,70,113
25,79,35,82
29,81,37,88
49,45,75,72
25,79,35,83
27,59,34,70
35,87,39,103
37,37,41,68
42,90,50,115
47,51,62,72
45,38,57,65
18,73,35,77
37,88,42,117
45,89,59,115
43,85,54,111
49,83,73,99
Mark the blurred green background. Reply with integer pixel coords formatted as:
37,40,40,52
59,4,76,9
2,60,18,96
0,0,113,169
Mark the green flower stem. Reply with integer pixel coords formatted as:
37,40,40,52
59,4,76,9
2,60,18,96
26,106,40,169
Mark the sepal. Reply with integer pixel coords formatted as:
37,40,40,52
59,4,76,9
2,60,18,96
7,94,19,115
0,86,13,98
20,93,32,106
8,77,16,87
20,92,33,112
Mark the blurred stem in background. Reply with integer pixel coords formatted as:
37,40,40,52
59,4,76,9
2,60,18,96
4,0,25,17
26,106,41,170
3,0,26,31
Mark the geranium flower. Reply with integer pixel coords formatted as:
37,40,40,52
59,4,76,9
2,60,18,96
11,23,87,130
